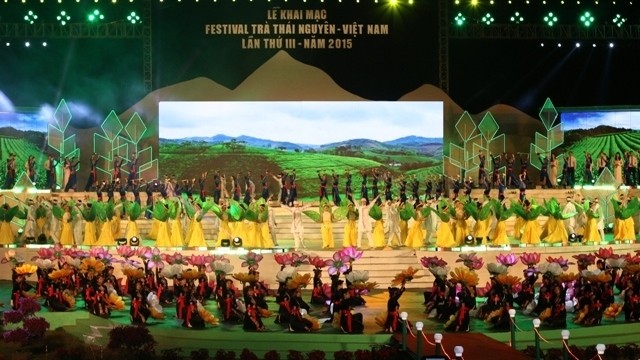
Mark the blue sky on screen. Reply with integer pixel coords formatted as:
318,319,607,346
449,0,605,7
561,111,640,131
159,101,444,145
0,111,48,132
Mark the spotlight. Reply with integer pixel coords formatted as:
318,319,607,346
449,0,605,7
129,236,140,246
464,234,474,245
116,238,128,246
220,239,231,247
609,42,614,48
232,237,243,247
17,228,24,237
568,233,578,243
575,42,581,48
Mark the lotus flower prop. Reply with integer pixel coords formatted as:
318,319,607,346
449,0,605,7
34,258,54,270
290,252,310,267
274,253,293,267
14,263,38,275
625,254,640,265
63,256,81,269
345,270,370,284
2,250,25,267
30,248,54,261
595,247,616,260
287,273,312,289
572,253,596,270
48,268,74,280
428,266,450,280
546,256,574,270
135,246,152,258
420,256,447,269
80,257,106,275
476,281,492,297
339,246,363,263
144,247,165,270
211,255,230,263
449,267,479,287
232,272,258,285
496,253,518,267
179,269,200,281
392,266,421,286
162,252,188,266
325,251,351,276
187,254,214,270
160,264,183,279
208,260,234,276
89,246,109,259
276,267,298,284
538,262,564,277
607,257,627,269
122,264,145,279
308,256,327,269
52,244,66,261
581,269,612,283
456,252,484,271
116,245,136,259
625,264,640,273
557,272,579,283
486,263,508,276
494,274,522,288
519,252,541,266
239,251,263,270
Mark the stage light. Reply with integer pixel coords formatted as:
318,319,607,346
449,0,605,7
557,43,562,47
87,10,105,22
464,234,474,245
232,237,243,247
481,13,495,25
470,0,478,6
57,11,71,26
544,12,558,26
569,233,578,242
116,238,128,245
25,41,31,47
609,42,614,48
42,42,47,47
127,11,141,24
454,13,466,26
130,236,140,246
24,10,38,24
510,11,524,24
540,42,544,47
575,42,580,48
612,14,626,27
221,239,231,247
592,43,596,47
580,12,594,27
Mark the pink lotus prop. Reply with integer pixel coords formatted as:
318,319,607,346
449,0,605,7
116,245,136,259
162,252,187,265
308,256,327,269
595,247,616,260
572,253,596,269
496,253,518,267
546,256,574,271
239,251,263,270
188,254,214,267
519,252,541,266
30,248,55,261
290,252,310,267
326,251,351,276
144,247,165,269
420,256,448,268
274,253,293,266
339,246,363,263
456,252,484,271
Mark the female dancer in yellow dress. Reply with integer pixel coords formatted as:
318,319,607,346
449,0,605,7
152,201,172,247
541,198,572,245
169,200,184,247
514,199,544,245
453,200,468,246
81,202,98,246
59,204,75,245
405,203,427,249
464,200,492,245
187,202,208,247
257,203,275,248
320,204,335,249
612,196,638,242
0,204,27,245
490,199,512,245
370,202,386,248
582,200,601,243
434,201,457,248
112,201,123,239
95,201,116,246
342,203,358,247
124,201,143,242
213,201,233,247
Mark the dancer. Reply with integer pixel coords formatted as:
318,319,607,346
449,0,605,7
356,197,374,249
342,202,358,247
85,153,99,191
3,153,17,189
284,201,310,250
